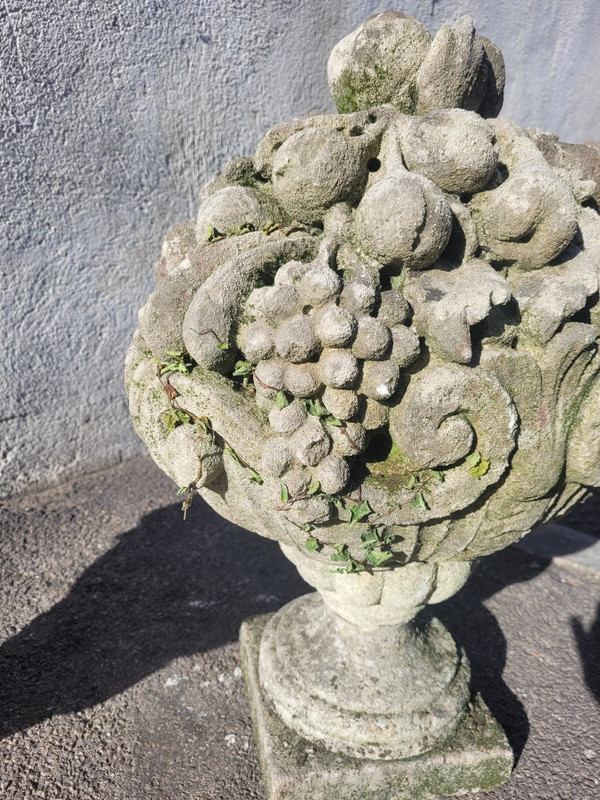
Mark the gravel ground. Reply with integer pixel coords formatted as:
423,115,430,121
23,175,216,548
0,456,599,800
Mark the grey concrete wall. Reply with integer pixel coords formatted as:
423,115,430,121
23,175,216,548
1,0,599,498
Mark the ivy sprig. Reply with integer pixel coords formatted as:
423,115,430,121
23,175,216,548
224,445,263,485
348,499,374,526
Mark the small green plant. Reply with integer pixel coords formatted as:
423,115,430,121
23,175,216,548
196,416,214,442
365,548,394,567
298,502,405,572
360,526,401,567
405,466,444,509
161,408,193,432
390,270,407,291
228,222,256,236
348,499,374,526
158,351,194,376
465,450,490,478
171,416,216,519
303,397,328,417
232,360,254,377
207,222,256,242
410,491,428,510
302,396,344,428
177,484,194,520
330,543,365,573
231,360,256,389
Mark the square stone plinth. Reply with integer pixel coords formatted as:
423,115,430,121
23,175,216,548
240,613,514,800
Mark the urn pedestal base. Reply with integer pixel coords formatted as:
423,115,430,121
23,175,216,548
240,606,513,800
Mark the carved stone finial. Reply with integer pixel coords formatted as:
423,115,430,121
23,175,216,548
327,12,505,117
126,11,600,799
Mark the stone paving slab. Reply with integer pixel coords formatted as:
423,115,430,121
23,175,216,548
0,456,599,799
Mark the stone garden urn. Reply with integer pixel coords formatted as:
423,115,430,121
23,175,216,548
125,11,600,799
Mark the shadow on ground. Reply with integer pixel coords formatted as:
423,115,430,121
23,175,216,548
572,602,600,706
1,495,597,764
434,553,543,764
0,499,309,738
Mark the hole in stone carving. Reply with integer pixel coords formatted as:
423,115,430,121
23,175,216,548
367,112,377,123
582,197,600,214
491,259,513,270
379,272,393,291
359,428,426,493
495,162,509,186
363,429,394,463
367,157,381,172
460,193,472,204
302,305,314,316
349,125,364,136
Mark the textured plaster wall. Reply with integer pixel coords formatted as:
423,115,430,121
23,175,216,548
1,0,599,498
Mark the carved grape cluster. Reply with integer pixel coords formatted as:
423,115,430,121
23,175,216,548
231,252,419,521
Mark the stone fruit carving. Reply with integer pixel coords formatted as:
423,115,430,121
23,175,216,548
126,10,600,798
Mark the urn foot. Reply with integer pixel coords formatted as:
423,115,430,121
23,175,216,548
240,602,513,800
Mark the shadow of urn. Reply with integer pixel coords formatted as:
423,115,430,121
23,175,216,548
125,10,600,800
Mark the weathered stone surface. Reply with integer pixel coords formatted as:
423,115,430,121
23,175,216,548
241,611,513,800
126,10,600,800
469,119,580,269
416,16,503,117
354,173,453,271
272,127,370,223
398,109,498,194
258,595,470,759
196,186,278,240
403,259,511,363
326,12,505,119
528,129,600,206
